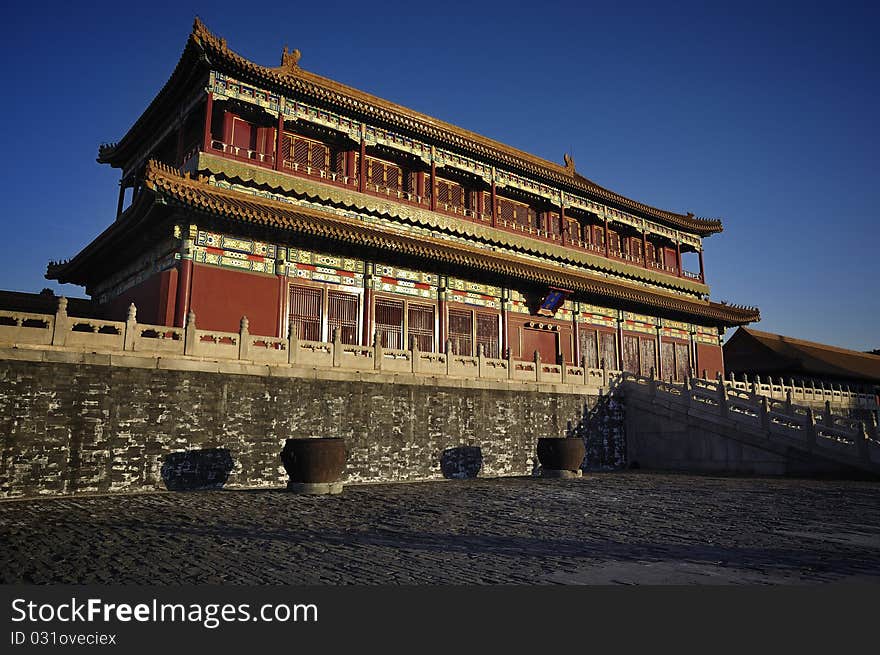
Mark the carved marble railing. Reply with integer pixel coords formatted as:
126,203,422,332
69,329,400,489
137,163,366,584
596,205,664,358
720,371,876,410
625,370,880,469
0,300,624,389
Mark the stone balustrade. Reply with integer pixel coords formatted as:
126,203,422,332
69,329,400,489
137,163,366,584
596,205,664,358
0,299,877,412
628,370,880,470
0,300,625,390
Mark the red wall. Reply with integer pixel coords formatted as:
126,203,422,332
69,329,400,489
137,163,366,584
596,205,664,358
696,343,724,380
507,314,574,364
100,269,177,325
189,264,282,337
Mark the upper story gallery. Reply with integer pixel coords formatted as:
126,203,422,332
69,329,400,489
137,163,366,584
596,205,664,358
47,18,760,381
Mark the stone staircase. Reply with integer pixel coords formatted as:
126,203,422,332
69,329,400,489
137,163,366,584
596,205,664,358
621,373,880,477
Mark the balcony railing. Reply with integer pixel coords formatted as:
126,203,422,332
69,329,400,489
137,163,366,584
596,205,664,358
200,141,705,285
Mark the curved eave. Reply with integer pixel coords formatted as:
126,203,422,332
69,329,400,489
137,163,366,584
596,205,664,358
143,161,758,326
46,191,164,286
97,25,209,169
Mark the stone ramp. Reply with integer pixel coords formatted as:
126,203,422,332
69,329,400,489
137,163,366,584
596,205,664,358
622,375,880,477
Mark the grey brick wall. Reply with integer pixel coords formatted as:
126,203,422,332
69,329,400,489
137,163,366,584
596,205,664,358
0,360,624,498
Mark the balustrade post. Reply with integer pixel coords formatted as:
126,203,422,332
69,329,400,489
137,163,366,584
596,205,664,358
719,382,729,418
507,350,515,380
239,316,250,361
332,327,342,367
751,374,761,396
51,296,69,346
124,303,137,351
288,324,299,365
649,366,656,397
477,343,484,378
804,407,817,450
184,310,197,356
411,335,420,374
785,389,793,414
702,369,708,380
581,354,588,386
534,350,542,383
602,362,610,390
760,396,770,432
855,422,870,460
373,331,383,371
445,339,453,376
824,400,833,427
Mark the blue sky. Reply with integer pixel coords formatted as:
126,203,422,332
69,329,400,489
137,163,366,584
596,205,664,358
1,1,877,350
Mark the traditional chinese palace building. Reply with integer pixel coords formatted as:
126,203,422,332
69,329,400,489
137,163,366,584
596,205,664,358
47,18,759,381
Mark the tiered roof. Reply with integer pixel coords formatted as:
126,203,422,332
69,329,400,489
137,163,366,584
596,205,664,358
99,18,723,237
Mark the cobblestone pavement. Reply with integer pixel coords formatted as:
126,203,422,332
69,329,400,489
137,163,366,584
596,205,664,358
1,472,879,584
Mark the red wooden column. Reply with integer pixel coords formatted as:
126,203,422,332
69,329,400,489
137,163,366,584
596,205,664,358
675,240,683,276
415,171,426,203
698,249,705,281
430,161,437,212
559,205,567,247
438,280,448,351
642,230,649,268
490,181,497,227
656,324,663,379
202,92,214,152
362,265,374,345
501,289,510,358
604,216,611,258
274,113,284,171
358,137,367,193
173,231,194,328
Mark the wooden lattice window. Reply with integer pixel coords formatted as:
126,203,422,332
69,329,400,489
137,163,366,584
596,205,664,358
328,290,359,345
289,285,322,342
408,304,435,352
600,331,617,370
646,242,657,263
282,133,330,172
366,157,403,191
476,312,500,359
580,329,600,369
375,298,404,349
448,309,474,356
622,335,639,374
436,178,465,210
483,192,494,216
674,342,691,381
547,212,561,235
639,337,656,377
608,231,621,255
566,219,580,242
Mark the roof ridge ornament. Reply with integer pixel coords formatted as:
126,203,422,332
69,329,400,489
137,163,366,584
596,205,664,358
281,45,301,72
563,153,576,175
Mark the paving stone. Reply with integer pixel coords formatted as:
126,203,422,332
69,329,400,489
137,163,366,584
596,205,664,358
1,472,879,584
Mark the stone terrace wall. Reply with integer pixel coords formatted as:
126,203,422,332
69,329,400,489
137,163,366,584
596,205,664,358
0,358,616,499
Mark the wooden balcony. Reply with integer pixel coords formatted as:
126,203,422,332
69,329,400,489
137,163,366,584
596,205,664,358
196,142,706,287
